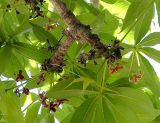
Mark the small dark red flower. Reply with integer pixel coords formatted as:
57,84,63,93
49,101,57,112
39,92,49,108
37,73,45,84
23,88,30,95
16,70,25,81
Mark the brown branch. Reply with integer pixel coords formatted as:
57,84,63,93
50,0,110,59
50,30,74,65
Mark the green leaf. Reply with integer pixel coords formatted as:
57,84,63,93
91,10,118,34
140,47,160,63
70,87,157,123
101,0,117,4
25,102,41,123
31,23,58,44
76,0,100,15
55,104,74,122
74,66,97,82
138,32,160,46
108,87,160,122
0,44,28,78
14,2,29,15
138,53,160,96
134,4,153,44
12,42,51,63
70,97,98,123
11,16,31,37
156,0,160,26
0,9,6,41
0,83,25,123
121,0,153,31
41,113,55,123
46,89,98,99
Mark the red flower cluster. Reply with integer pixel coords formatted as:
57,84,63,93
16,70,25,81
109,63,123,74
39,92,68,112
129,71,144,84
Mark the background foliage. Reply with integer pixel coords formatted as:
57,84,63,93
0,0,160,123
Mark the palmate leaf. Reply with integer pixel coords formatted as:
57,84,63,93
11,16,31,37
69,87,159,123
121,0,153,31
40,113,55,123
137,32,160,46
25,102,41,123
91,10,119,34
109,87,160,122
31,23,58,44
0,44,28,78
138,53,160,97
12,41,51,63
76,0,100,15
134,4,154,44
73,66,97,82
140,47,160,63
55,104,75,122
46,89,98,99
0,83,25,123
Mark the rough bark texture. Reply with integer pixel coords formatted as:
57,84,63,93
50,0,110,60
50,30,74,65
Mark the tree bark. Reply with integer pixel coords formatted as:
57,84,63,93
50,0,110,61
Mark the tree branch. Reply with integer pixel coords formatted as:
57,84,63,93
50,30,74,65
50,0,110,59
